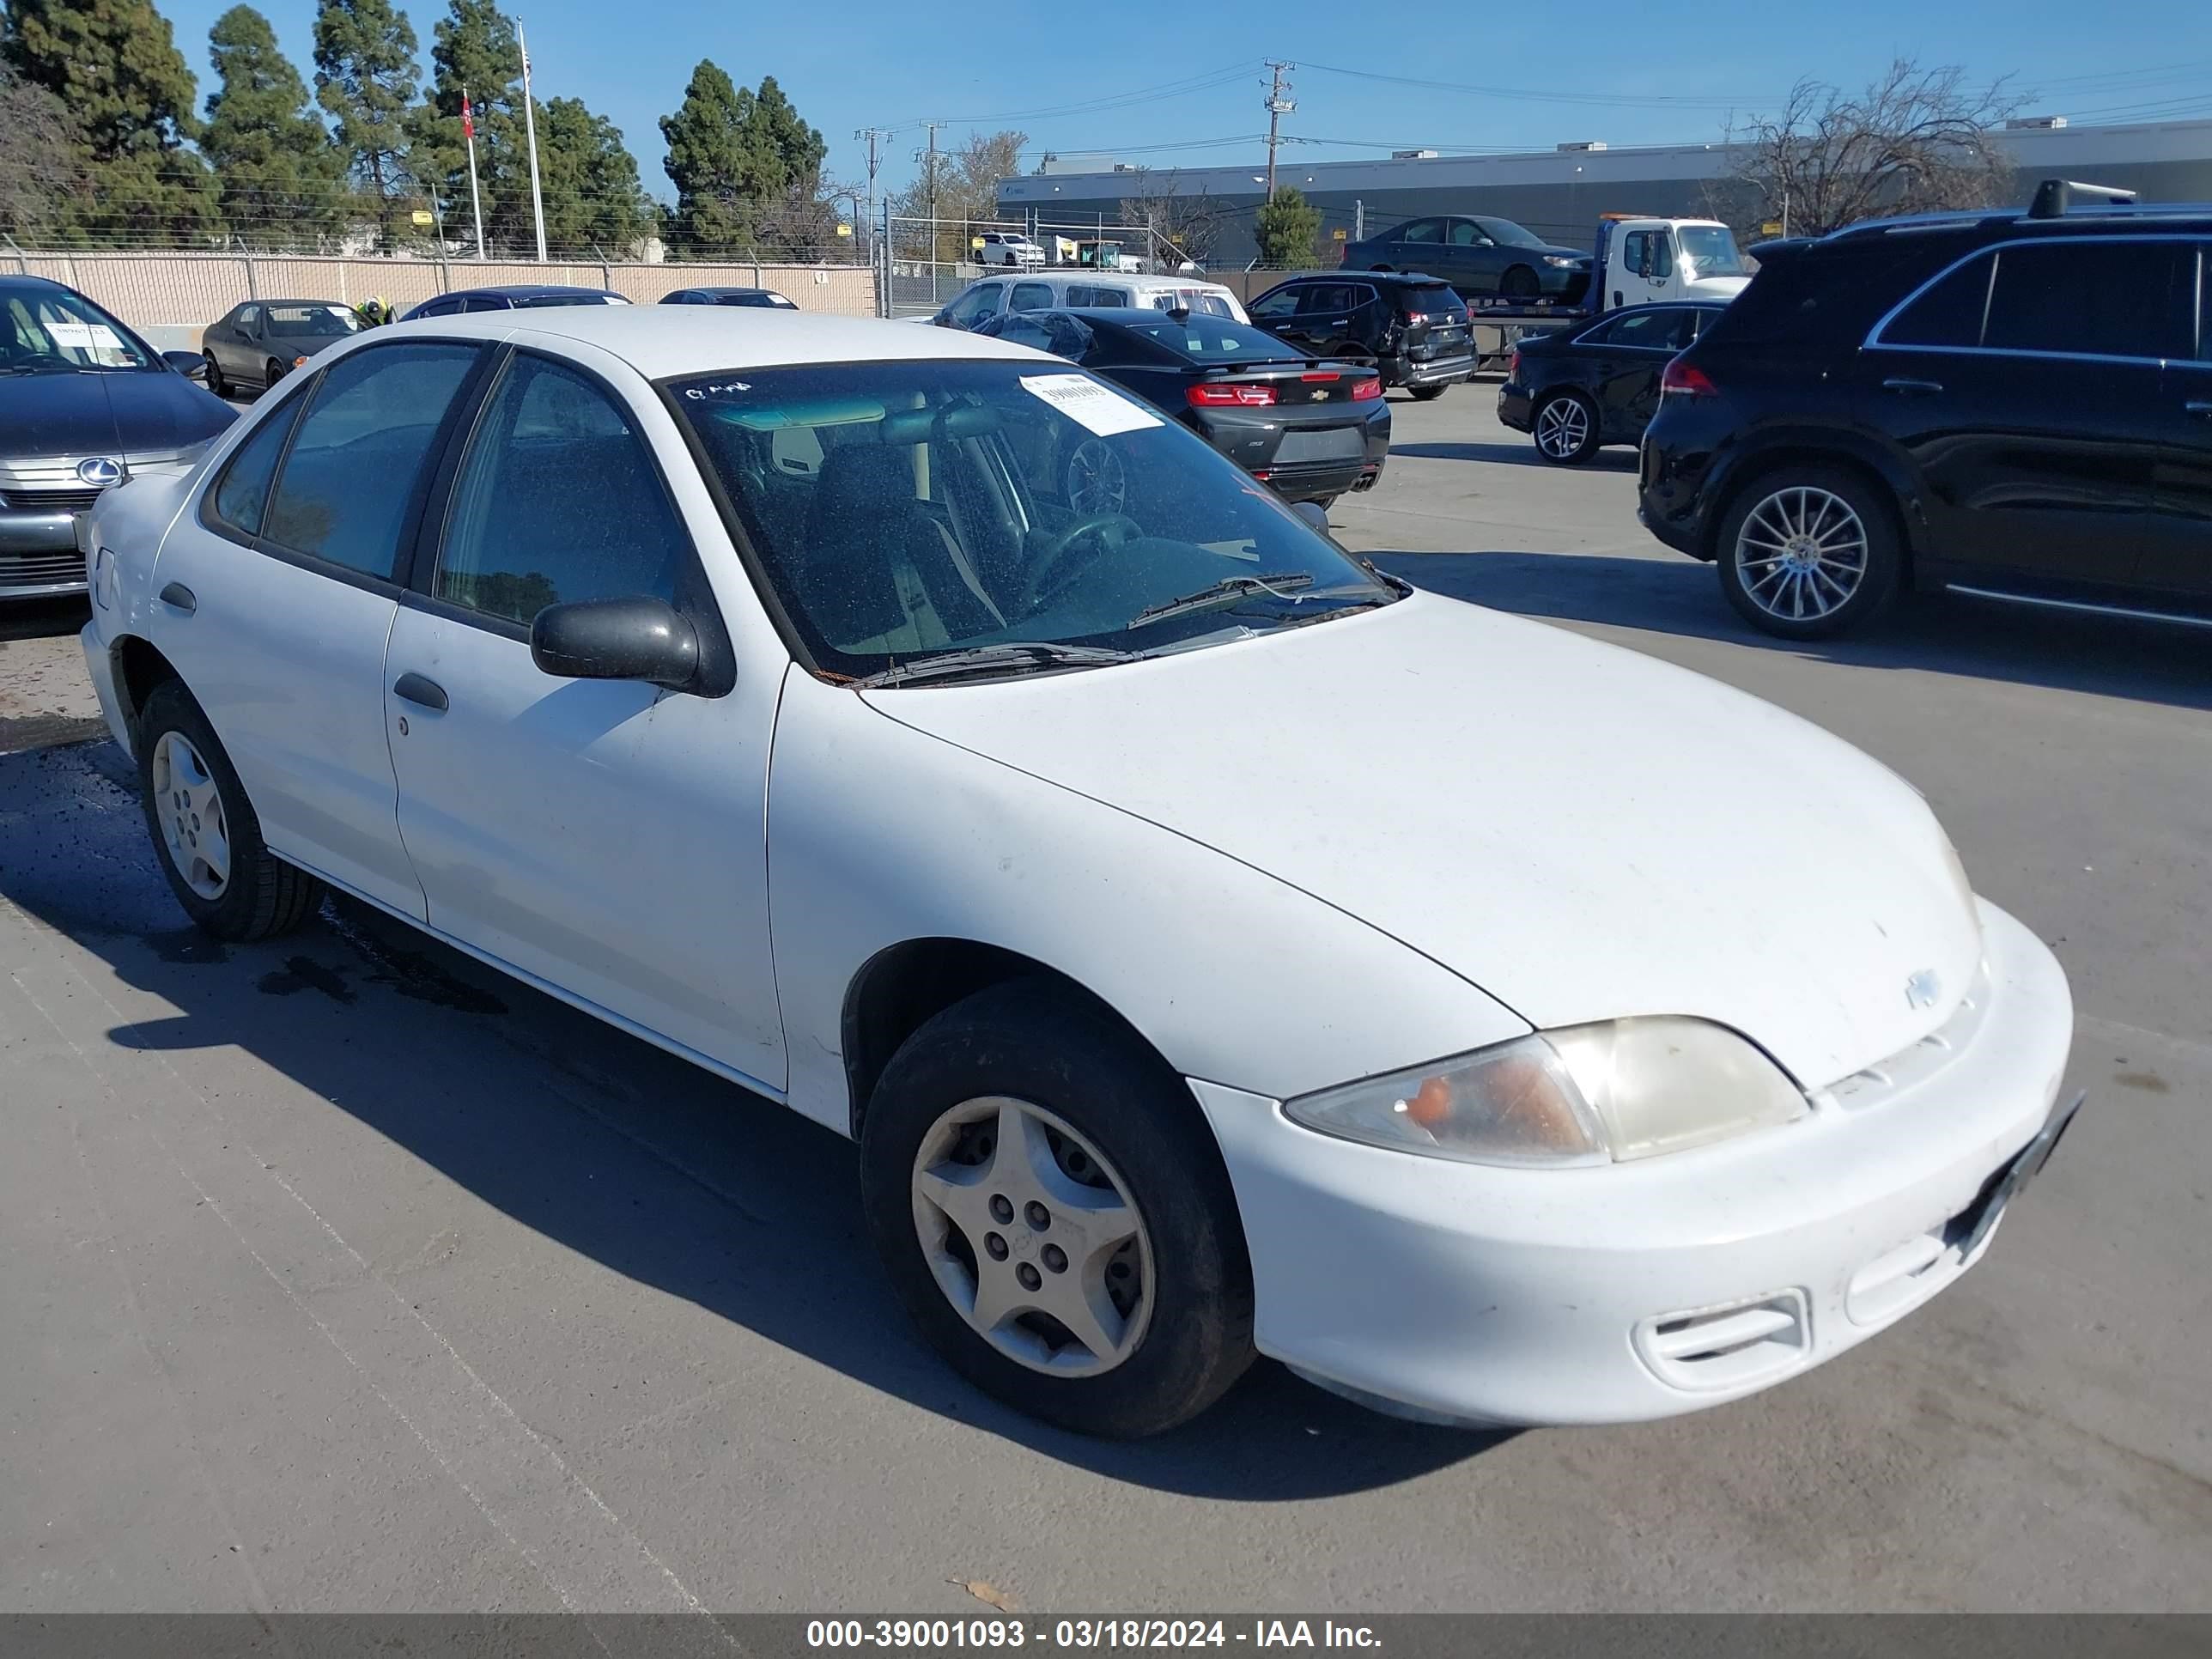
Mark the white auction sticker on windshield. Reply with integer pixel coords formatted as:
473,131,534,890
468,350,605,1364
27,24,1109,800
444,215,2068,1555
1020,374,1161,436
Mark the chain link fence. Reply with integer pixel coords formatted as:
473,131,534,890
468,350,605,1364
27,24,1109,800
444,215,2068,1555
878,216,1187,318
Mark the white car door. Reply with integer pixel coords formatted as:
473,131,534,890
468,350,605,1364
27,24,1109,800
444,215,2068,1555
147,339,491,918
380,342,786,1090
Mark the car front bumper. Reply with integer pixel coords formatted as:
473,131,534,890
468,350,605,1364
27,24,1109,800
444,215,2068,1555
0,512,91,598
1188,897,2074,1427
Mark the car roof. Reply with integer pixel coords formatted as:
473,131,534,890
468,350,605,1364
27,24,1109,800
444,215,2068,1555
1269,271,1456,288
678,286,782,295
368,305,1051,378
249,298,349,309
445,284,623,299
0,274,76,295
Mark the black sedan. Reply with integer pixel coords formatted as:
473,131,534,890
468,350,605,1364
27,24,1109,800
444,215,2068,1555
1498,302,1726,465
400,285,630,321
2,276,234,600
200,298,362,398
659,286,798,308
1340,214,1591,303
975,307,1389,508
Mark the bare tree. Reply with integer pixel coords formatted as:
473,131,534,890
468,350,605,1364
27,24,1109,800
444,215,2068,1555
1117,167,1225,269
1712,60,2023,239
0,64,90,244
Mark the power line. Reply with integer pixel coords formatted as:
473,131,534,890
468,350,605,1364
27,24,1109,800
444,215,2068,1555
1299,59,1763,110
898,64,1255,130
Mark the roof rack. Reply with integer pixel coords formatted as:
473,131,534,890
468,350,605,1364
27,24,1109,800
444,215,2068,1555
2027,178,2138,218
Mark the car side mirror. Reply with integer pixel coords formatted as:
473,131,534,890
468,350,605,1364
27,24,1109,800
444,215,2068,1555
1293,501,1329,533
165,350,208,380
531,595,701,691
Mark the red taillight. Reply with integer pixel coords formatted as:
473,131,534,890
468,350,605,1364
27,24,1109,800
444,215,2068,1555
1187,382,1278,407
1401,311,1426,326
1350,376,1382,401
1661,359,1718,398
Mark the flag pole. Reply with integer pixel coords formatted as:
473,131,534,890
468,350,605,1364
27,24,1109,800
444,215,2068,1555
462,84,487,260
518,23,548,263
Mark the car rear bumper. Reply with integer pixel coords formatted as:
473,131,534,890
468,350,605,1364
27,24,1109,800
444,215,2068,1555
1254,459,1384,503
1189,897,2074,1427
81,621,132,752
1396,352,1476,388
1497,382,1534,432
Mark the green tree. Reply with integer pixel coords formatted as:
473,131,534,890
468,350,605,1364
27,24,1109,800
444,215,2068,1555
2,0,216,242
538,96,652,252
1254,185,1322,268
204,6,346,244
311,0,420,243
400,0,527,247
659,60,828,256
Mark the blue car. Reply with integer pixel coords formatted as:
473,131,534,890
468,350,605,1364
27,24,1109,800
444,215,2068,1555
401,285,630,321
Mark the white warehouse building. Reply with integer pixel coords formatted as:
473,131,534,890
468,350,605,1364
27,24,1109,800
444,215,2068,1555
995,118,2212,266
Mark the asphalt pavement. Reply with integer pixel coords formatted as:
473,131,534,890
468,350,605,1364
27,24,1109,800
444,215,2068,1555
2,388,2206,1615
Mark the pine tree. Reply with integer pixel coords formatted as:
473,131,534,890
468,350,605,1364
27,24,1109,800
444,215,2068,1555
401,0,526,247
538,97,653,253
311,0,419,244
1255,186,1322,268
2,0,217,242
659,60,827,256
205,6,347,245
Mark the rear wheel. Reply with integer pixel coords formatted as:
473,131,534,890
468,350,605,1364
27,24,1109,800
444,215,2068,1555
202,352,228,398
1717,465,1902,638
1408,384,1447,402
860,978,1255,1438
1532,390,1598,465
137,680,324,940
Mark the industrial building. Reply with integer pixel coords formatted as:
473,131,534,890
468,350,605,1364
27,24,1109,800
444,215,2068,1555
994,117,2212,266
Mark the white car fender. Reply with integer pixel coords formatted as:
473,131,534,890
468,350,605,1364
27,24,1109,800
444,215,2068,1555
764,667,1532,1135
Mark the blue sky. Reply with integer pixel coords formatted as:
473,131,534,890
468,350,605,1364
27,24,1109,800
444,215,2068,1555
153,0,2211,202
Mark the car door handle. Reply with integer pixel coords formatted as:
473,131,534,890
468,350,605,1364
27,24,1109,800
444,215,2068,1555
158,581,196,613
392,672,448,712
1882,378,1945,397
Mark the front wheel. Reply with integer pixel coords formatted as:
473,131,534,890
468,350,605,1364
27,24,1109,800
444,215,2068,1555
264,358,287,392
1407,384,1447,402
137,680,324,940
1717,466,1902,638
1499,265,1540,301
860,979,1255,1438
202,353,228,398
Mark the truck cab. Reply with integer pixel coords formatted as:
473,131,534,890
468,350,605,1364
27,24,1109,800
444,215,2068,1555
1595,217,1752,310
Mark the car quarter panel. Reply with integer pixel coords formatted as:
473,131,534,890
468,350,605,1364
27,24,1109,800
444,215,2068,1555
763,668,1533,1135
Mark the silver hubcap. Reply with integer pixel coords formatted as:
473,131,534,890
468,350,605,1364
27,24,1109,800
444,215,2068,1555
1065,439,1127,516
150,731,232,901
1736,486,1868,621
1535,397,1589,458
911,1096,1153,1376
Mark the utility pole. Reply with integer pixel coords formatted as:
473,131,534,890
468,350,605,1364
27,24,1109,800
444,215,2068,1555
855,125,891,250
921,120,945,224
1263,61,1295,202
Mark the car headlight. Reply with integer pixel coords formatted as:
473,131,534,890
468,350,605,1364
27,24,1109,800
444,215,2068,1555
1542,255,1581,268
1283,1018,1808,1167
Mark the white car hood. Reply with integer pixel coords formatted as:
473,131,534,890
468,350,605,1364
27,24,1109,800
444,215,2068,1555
1686,274,1751,300
863,592,1984,1091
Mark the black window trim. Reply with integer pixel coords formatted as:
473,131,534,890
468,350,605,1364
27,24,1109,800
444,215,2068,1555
193,337,496,598
196,372,321,550
1864,232,2203,366
404,343,738,697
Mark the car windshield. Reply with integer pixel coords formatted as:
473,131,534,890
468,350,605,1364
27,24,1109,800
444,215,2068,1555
2,287,156,372
264,303,361,337
1115,319,1300,362
520,293,626,307
669,360,1395,682
1676,226,1748,276
1476,218,1549,248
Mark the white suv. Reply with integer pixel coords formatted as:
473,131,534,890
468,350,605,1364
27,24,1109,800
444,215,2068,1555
976,232,1045,268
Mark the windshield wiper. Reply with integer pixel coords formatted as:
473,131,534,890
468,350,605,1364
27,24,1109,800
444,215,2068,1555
1125,572,1316,629
853,641,1139,689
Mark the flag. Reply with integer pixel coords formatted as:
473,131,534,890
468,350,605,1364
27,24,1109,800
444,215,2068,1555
461,90,475,139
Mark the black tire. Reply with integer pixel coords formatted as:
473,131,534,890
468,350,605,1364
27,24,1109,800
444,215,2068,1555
137,679,325,941
202,352,228,398
1408,384,1447,402
1531,390,1600,465
860,978,1255,1438
1499,264,1540,301
1716,465,1903,640
264,358,286,392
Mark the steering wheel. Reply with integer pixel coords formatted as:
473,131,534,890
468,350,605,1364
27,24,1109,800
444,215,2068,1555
9,351,76,371
1017,512,1142,612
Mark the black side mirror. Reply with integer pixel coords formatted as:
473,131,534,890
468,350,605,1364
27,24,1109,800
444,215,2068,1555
1293,501,1329,533
531,596,701,691
165,350,208,380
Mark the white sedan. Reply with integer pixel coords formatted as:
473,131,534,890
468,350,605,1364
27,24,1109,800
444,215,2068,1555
77,307,2080,1437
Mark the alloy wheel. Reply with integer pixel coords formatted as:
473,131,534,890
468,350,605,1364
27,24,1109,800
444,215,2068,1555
910,1095,1154,1376
149,730,232,901
1735,486,1869,623
1535,396,1590,459
1065,439,1127,516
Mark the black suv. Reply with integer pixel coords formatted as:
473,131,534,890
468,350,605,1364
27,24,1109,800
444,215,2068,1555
1247,273,1475,398
1638,180,2212,638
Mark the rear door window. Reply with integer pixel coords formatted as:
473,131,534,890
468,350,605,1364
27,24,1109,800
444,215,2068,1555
1980,240,2192,360
1009,282,1054,310
1401,220,1442,245
259,342,482,579
209,396,306,539
1881,253,1995,348
945,284,1004,326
